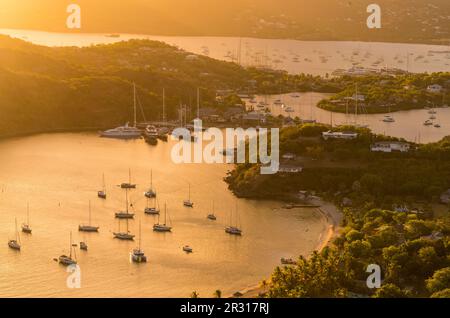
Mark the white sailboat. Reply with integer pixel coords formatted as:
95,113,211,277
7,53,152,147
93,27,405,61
115,188,135,219
21,203,32,234
183,183,194,207
100,83,142,139
120,168,136,189
145,197,160,215
131,220,147,263
225,203,242,236
79,201,100,232
8,218,21,250
113,219,135,240
144,170,156,198
207,201,217,220
153,203,172,232
98,173,107,199
59,232,77,265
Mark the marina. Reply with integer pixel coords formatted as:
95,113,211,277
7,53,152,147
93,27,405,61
0,132,326,297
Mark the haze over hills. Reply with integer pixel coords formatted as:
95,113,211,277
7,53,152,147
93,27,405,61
0,0,449,44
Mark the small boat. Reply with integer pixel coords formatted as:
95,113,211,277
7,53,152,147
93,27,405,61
8,218,21,251
183,245,193,253
113,219,135,240
144,135,158,145
428,109,437,114
131,221,147,263
79,201,100,232
153,204,172,232
145,196,160,215
115,188,135,219
59,232,77,266
290,93,300,98
21,204,32,234
207,201,217,220
144,170,156,198
225,203,242,236
424,119,433,126
98,173,107,199
273,99,283,105
283,105,295,113
183,183,194,207
225,226,242,235
120,169,136,189
434,123,441,128
383,115,395,123
80,242,88,251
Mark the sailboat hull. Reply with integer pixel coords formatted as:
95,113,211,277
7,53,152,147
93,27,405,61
115,212,135,219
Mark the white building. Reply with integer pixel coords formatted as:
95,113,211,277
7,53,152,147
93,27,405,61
278,165,303,173
282,153,296,160
322,131,358,140
427,84,443,93
370,141,411,153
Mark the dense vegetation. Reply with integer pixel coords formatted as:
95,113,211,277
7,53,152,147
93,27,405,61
318,73,450,114
1,1,449,44
225,123,450,297
268,208,450,298
226,123,450,207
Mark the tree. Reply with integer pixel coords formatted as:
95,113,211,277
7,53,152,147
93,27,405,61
373,283,405,298
190,291,199,298
213,290,222,298
426,267,450,294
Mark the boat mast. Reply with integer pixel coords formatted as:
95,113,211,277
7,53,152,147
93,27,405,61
88,200,91,226
133,83,137,128
162,88,166,123
15,218,19,243
69,231,72,258
125,188,129,215
138,220,142,250
102,173,106,193
27,203,30,226
197,88,200,119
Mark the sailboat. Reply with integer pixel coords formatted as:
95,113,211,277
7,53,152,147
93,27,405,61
80,241,88,251
144,170,156,198
100,83,142,139
115,188,135,219
113,219,135,240
131,220,147,263
120,169,136,189
153,203,172,232
8,218,21,250
207,201,217,220
98,173,107,199
145,197,160,215
21,203,32,234
59,232,77,266
183,183,194,207
225,203,242,236
79,201,100,232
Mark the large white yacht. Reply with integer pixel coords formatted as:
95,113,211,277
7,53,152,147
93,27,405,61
100,83,142,139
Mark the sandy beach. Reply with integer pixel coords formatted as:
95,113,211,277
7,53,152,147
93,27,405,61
231,199,343,298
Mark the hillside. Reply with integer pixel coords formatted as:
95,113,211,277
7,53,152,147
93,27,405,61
0,35,254,136
0,1,449,44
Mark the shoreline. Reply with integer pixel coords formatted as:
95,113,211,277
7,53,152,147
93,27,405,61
231,199,342,298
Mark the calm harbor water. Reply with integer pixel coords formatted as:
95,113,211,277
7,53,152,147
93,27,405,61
0,133,326,297
247,92,450,144
0,29,449,76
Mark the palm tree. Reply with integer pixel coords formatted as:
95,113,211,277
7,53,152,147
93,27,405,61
213,289,222,298
190,291,199,298
260,279,268,292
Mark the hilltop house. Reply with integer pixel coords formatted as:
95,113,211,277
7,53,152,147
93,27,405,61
440,189,450,204
427,84,443,93
322,131,358,140
370,141,411,153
